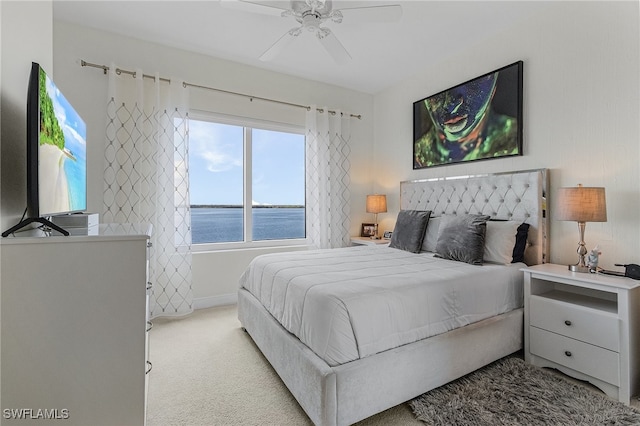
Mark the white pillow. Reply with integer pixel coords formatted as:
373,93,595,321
420,216,441,252
483,221,520,264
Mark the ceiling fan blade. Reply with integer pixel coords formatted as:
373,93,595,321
259,27,301,61
336,4,402,23
317,28,351,64
219,0,289,17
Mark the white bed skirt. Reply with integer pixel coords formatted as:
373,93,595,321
238,287,523,426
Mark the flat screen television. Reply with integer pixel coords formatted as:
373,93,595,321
2,62,87,237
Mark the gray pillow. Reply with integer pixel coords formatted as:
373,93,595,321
435,214,490,265
420,216,441,252
389,210,432,253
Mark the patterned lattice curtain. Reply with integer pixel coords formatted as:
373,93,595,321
103,64,193,318
305,106,352,249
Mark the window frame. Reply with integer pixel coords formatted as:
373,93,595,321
189,110,308,252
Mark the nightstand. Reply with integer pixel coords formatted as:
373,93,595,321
522,263,640,404
350,237,390,246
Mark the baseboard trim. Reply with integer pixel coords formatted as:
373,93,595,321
194,293,238,310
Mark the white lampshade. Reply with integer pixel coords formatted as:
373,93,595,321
366,194,387,214
555,185,607,223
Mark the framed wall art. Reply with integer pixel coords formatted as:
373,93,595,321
413,61,523,169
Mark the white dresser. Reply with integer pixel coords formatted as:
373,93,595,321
1,223,152,425
523,263,640,404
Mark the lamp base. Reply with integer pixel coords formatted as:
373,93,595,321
568,264,590,273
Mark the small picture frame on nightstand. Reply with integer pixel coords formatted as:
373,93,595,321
361,223,376,237
383,231,393,240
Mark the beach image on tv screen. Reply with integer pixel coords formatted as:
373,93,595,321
38,67,87,216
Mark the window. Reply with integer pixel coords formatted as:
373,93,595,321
189,112,305,248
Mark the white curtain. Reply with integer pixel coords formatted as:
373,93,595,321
305,106,352,249
103,64,193,318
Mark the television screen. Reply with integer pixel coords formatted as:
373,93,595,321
31,62,87,217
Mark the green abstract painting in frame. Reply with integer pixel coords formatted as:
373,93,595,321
413,61,523,169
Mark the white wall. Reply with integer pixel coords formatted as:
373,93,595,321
0,0,3,406
52,22,374,307
0,1,53,232
1,0,53,409
373,1,639,271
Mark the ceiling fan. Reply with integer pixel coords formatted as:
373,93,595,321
221,0,403,64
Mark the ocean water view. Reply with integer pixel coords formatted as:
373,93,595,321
62,132,87,211
191,207,305,244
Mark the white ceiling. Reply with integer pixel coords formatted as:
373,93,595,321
53,0,549,95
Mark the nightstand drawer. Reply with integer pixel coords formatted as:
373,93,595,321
530,295,619,351
530,327,619,386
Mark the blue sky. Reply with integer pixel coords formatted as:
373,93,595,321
189,120,305,206
45,69,87,151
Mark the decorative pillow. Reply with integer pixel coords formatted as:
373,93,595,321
420,216,441,253
389,210,432,253
435,214,490,265
512,223,530,263
484,221,521,264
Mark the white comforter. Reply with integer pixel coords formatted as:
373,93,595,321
239,245,524,366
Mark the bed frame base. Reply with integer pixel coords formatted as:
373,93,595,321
238,288,523,426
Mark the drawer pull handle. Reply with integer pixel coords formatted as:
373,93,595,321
146,360,153,374
564,320,572,326
565,351,572,357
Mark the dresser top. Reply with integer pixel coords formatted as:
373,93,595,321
1,223,152,244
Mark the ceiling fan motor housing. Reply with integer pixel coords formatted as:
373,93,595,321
301,11,322,31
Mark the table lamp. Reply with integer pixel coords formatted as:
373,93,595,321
366,194,387,239
555,184,607,272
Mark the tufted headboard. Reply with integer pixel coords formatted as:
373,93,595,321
400,169,549,265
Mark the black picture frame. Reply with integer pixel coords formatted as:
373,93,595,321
413,61,523,169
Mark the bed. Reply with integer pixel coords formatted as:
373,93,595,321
238,169,549,425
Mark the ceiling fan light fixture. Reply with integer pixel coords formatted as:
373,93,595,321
329,10,342,24
316,27,330,40
288,27,303,37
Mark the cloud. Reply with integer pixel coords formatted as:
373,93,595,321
46,78,67,126
64,123,86,146
200,150,241,172
190,120,242,172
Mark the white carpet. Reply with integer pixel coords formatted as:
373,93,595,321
146,305,419,425
147,304,638,425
